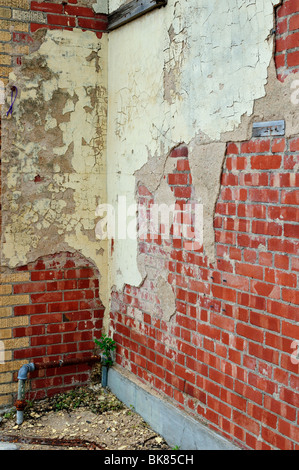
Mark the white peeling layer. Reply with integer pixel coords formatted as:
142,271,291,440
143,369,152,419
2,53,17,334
2,29,109,306
107,0,280,290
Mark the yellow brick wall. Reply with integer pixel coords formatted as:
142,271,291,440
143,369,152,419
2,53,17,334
0,0,29,9
0,1,35,405
0,7,12,19
0,272,30,408
0,19,29,32
0,0,30,85
0,30,11,42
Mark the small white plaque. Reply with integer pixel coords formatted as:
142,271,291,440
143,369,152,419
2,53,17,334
252,120,285,137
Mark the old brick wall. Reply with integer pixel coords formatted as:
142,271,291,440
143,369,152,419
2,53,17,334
108,1,299,450
275,0,299,81
1,253,104,403
110,136,299,450
0,0,107,408
0,0,107,89
0,0,298,453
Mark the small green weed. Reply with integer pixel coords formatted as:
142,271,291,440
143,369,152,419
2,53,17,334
94,334,116,367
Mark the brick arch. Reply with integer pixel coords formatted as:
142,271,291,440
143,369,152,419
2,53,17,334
1,251,104,403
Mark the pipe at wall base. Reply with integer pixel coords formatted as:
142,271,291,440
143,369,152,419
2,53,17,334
16,403,24,426
15,363,35,425
15,355,101,425
101,365,108,387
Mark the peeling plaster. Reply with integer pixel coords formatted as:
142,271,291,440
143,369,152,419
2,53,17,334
156,275,176,322
93,0,108,14
222,59,299,143
1,29,109,308
2,0,298,328
188,142,227,263
107,0,284,295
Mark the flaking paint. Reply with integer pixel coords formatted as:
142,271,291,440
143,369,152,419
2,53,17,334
1,29,109,307
107,0,281,292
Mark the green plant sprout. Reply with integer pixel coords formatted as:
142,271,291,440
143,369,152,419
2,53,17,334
94,334,116,367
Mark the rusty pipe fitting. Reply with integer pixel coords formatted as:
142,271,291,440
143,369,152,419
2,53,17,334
15,355,101,425
15,399,26,412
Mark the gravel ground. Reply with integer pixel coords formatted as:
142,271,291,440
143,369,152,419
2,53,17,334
0,383,171,451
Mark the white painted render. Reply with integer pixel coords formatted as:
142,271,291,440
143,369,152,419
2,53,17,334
107,0,280,291
2,29,109,307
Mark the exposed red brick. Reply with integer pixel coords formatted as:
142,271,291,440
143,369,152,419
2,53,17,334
30,23,51,32
77,17,108,31
284,223,299,238
31,1,64,13
241,139,271,154
64,5,95,17
251,154,282,170
290,14,299,31
47,14,76,27
278,0,299,18
288,50,299,67
290,138,299,152
170,146,188,158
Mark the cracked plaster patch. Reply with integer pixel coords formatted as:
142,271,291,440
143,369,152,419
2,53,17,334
107,0,282,292
1,29,109,307
2,0,297,325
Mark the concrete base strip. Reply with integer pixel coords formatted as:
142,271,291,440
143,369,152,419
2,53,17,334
107,366,240,451
0,442,19,450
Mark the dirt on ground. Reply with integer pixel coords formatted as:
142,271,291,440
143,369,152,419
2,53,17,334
0,383,171,451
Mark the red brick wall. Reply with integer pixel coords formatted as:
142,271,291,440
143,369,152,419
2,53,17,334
29,1,107,37
275,0,299,80
110,137,299,450
0,0,298,451
13,252,104,400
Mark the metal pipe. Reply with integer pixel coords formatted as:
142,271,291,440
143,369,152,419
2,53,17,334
34,355,101,370
15,355,101,425
16,380,26,426
16,363,35,425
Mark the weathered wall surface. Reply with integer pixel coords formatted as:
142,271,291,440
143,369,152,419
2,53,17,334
111,137,299,450
0,0,298,452
0,253,104,404
2,28,108,298
107,0,282,291
0,0,108,407
107,0,299,450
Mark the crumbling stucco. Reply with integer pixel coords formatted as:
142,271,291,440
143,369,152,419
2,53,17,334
188,142,227,262
1,29,109,307
2,0,299,328
222,59,299,143
107,0,284,297
109,0,132,12
93,0,108,14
